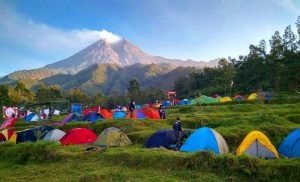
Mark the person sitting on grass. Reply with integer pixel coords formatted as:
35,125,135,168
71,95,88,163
173,117,182,151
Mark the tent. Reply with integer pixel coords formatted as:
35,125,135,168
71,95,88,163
234,95,245,101
144,129,180,149
25,113,39,122
42,129,66,142
100,108,113,119
179,100,188,105
162,101,171,107
1,118,18,129
113,111,126,119
126,110,147,119
141,108,160,120
60,128,96,145
136,105,142,109
247,93,258,100
220,97,233,103
0,129,17,143
236,131,279,159
71,103,82,114
180,127,228,154
16,125,54,143
211,94,220,98
63,113,81,123
82,112,104,122
193,95,221,104
94,127,131,147
278,128,300,158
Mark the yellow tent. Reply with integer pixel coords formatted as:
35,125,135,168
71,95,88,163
220,97,232,103
236,131,279,159
0,129,17,143
247,93,257,100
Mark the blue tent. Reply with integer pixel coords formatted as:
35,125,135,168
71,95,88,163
113,112,126,119
71,104,82,114
278,128,300,158
25,113,38,122
180,127,229,154
71,113,81,121
136,105,142,109
144,129,177,148
16,125,54,143
82,112,104,122
136,110,146,119
179,100,187,105
162,101,171,107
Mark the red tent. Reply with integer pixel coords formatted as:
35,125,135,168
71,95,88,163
60,128,96,145
100,108,112,119
142,108,160,120
0,118,18,129
82,107,99,115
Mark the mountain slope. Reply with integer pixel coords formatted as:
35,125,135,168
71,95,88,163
41,63,197,95
45,38,218,74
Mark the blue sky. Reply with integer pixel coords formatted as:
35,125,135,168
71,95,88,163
0,0,300,76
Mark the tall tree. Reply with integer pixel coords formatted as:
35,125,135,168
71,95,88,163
127,79,142,101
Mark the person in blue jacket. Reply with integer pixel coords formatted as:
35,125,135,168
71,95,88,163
173,117,182,151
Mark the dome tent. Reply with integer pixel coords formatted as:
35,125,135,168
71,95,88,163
144,129,182,149
94,127,131,147
82,112,104,122
180,127,228,154
247,93,258,100
144,129,187,149
60,128,96,145
220,97,232,103
126,110,147,119
113,111,126,119
278,128,300,158
42,129,66,142
141,108,160,120
236,131,279,159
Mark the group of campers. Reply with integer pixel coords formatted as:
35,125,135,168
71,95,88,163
128,99,166,119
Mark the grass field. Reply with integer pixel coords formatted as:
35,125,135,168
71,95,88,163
1,96,300,181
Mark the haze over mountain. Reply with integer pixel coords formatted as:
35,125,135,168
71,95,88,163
0,36,219,95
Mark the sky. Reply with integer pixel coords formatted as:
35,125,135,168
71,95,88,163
0,0,300,76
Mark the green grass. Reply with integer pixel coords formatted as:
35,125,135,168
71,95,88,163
1,100,300,181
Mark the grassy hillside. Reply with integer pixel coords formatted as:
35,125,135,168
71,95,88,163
0,100,300,181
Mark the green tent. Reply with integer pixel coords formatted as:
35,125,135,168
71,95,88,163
192,95,221,104
94,127,131,147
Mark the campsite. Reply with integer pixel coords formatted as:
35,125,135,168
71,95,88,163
1,1,300,181
0,93,300,181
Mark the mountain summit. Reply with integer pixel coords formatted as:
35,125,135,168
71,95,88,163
45,38,218,74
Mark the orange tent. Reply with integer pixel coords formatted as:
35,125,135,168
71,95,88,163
99,108,113,119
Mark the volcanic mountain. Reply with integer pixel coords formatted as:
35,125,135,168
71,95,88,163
0,37,219,95
45,38,218,74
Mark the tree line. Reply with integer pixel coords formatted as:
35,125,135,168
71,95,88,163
0,79,165,110
174,17,300,98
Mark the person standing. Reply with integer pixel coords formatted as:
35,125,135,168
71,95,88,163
129,99,136,118
173,117,182,151
158,105,163,119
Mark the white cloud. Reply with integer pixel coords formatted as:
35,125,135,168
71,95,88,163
0,0,121,70
275,0,300,15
